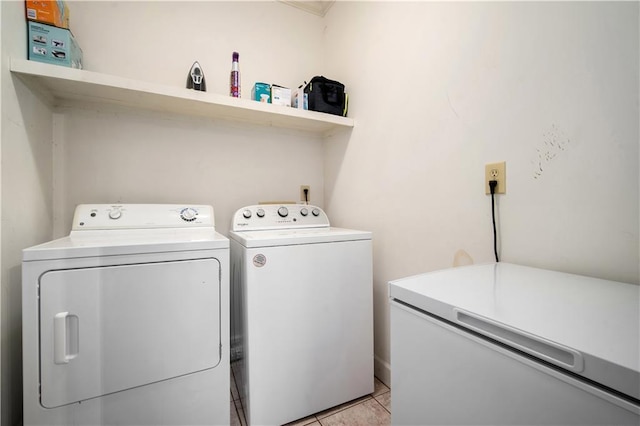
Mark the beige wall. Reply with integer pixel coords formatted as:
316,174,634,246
2,1,55,424
0,3,3,420
1,1,638,423
322,1,639,383
55,1,329,236
3,2,327,424
53,105,326,237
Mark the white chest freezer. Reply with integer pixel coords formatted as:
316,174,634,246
389,263,640,425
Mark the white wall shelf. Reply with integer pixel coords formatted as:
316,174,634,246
10,58,354,134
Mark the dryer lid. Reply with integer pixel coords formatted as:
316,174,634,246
23,228,229,261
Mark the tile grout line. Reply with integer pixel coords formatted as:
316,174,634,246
231,375,390,425
372,391,391,415
315,395,373,421
230,366,248,426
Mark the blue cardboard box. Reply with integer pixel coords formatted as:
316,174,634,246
252,82,271,103
28,21,82,69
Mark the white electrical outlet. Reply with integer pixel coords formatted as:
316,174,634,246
485,162,506,194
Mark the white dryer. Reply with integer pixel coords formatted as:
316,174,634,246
22,204,230,426
229,204,373,426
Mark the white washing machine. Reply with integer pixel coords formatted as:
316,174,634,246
229,204,374,426
22,204,230,426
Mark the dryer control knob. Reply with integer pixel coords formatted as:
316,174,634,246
109,208,122,220
312,208,320,217
242,209,252,219
256,209,265,218
278,206,289,218
300,208,308,216
180,207,198,222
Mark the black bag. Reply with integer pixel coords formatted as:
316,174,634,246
304,76,348,117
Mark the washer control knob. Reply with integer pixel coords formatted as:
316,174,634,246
312,208,320,217
256,209,265,218
180,207,198,222
242,209,252,219
108,208,122,220
278,206,289,218
300,208,308,217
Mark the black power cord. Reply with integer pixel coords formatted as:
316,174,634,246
489,180,499,262
303,188,309,205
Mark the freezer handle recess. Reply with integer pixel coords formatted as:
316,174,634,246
53,312,79,364
454,309,584,373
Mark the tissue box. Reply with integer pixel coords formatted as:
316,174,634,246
292,86,308,110
252,82,271,103
271,85,291,107
28,21,83,68
25,0,69,29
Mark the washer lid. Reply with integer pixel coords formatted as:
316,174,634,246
23,228,229,261
229,227,371,248
389,263,640,401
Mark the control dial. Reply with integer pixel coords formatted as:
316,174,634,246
109,208,122,220
256,209,265,218
312,208,320,217
300,208,308,217
180,207,198,222
242,209,252,219
278,206,289,218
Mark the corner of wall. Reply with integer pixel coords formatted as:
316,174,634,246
374,355,391,387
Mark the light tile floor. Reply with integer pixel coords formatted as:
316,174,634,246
230,368,391,426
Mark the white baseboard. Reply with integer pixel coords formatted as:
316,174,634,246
374,354,391,387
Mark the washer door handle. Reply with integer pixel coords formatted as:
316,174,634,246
54,312,79,364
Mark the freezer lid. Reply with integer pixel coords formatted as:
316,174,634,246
389,263,640,401
228,227,371,248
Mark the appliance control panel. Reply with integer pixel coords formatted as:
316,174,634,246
71,204,214,230
232,204,329,231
